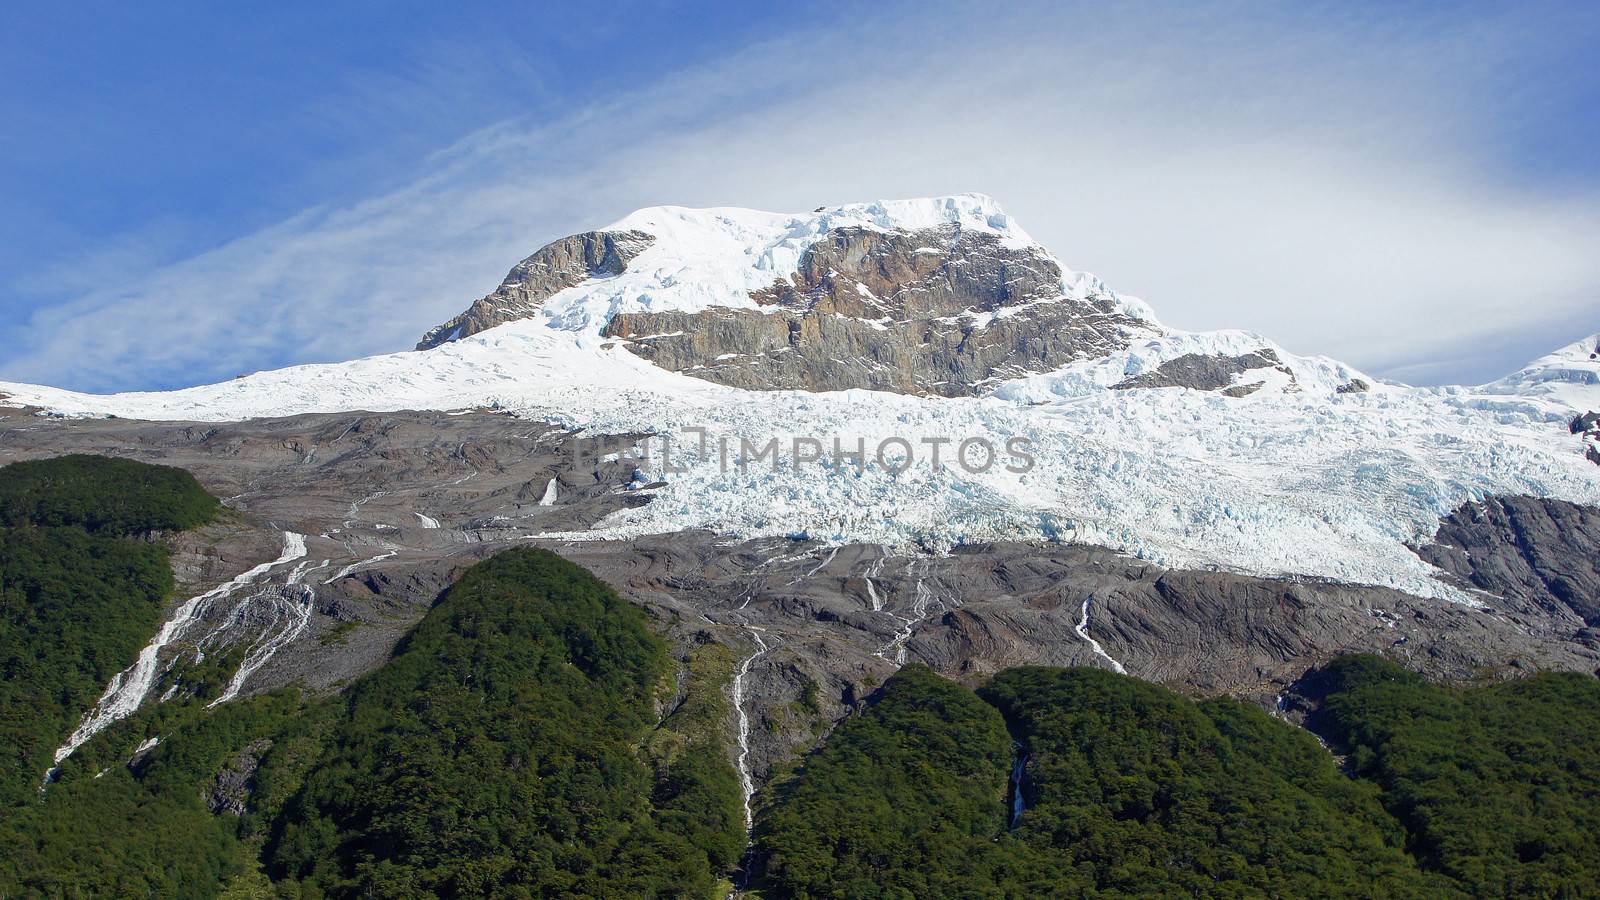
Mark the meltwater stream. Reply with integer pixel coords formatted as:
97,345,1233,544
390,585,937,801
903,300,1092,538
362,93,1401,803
206,556,327,707
1075,596,1127,675
1009,743,1028,829
732,626,772,833
43,532,307,786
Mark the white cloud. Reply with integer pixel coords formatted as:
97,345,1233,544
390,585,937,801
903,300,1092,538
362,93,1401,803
4,3,1595,391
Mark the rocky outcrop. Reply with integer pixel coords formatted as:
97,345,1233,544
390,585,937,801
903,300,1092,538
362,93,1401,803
604,224,1149,396
1417,496,1600,626
1112,349,1297,395
416,230,653,349
205,738,272,815
1573,412,1600,466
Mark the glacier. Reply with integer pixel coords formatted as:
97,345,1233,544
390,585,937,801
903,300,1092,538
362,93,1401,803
2,195,1597,605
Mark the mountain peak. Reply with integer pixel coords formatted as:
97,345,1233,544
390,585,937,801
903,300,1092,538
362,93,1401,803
416,193,1150,394
603,192,1032,248
1481,330,1600,409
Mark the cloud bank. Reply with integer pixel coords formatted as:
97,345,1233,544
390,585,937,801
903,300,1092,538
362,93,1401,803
3,3,1596,392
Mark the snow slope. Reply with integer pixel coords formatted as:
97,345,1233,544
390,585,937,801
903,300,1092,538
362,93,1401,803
3,197,1597,604
1474,332,1600,411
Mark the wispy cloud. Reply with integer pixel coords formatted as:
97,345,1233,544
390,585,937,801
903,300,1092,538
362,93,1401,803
4,2,1595,391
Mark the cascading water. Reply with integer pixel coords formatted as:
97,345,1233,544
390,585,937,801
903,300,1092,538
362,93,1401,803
43,531,306,786
732,625,775,891
1009,743,1028,829
206,553,326,707
1075,596,1127,675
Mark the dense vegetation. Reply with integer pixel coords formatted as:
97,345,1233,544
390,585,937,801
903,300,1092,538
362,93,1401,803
0,454,217,811
982,666,1440,898
756,664,1441,898
0,527,174,808
0,453,219,535
1313,654,1600,897
1,686,316,897
266,547,744,897
1,464,743,897
755,664,1019,897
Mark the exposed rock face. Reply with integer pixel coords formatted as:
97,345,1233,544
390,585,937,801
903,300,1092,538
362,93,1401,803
1573,412,1600,466
556,532,1599,782
415,230,653,349
1335,378,1371,394
206,738,272,815
1112,349,1296,395
1417,496,1600,627
604,225,1149,396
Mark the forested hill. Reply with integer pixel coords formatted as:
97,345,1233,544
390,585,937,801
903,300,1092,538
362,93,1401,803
1310,655,1600,897
756,664,1442,897
1,536,745,897
0,454,219,810
755,661,1600,898
264,547,745,896
0,453,220,534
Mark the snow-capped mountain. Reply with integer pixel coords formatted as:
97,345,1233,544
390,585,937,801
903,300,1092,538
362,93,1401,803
3,194,1597,604
1478,331,1600,409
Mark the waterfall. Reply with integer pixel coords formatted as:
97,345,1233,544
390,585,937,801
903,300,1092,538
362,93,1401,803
1009,743,1028,829
1075,596,1127,675
44,531,306,786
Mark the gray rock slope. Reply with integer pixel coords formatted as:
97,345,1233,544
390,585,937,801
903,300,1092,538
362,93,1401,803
1417,496,1600,628
1112,349,1296,396
5,406,1597,794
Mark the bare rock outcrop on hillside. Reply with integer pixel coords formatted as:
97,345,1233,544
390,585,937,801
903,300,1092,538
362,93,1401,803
1111,349,1296,395
605,224,1148,396
416,229,653,349
1418,496,1600,627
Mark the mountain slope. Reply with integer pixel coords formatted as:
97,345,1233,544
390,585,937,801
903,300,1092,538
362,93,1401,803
1,196,1597,605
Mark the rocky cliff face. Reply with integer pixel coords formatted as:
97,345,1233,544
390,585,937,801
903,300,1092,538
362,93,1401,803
416,230,653,349
416,214,1156,397
602,224,1149,396
1574,411,1600,466
1111,348,1297,395
1418,496,1600,628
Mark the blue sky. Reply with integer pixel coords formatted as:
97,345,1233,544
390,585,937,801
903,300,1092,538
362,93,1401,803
0,1,1596,392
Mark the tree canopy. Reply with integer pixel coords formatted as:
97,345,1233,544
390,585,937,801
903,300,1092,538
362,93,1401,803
1313,654,1600,897
0,453,219,535
0,454,216,810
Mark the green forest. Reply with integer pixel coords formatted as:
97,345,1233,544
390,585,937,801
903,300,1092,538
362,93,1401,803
0,453,220,535
4,455,1600,898
0,465,745,899
755,664,1442,898
753,662,1600,899
0,454,217,810
1311,655,1600,897
264,547,745,897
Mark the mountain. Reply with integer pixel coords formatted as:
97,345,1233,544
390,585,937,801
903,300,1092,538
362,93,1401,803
2,195,1594,598
1479,331,1600,405
1,196,1599,890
